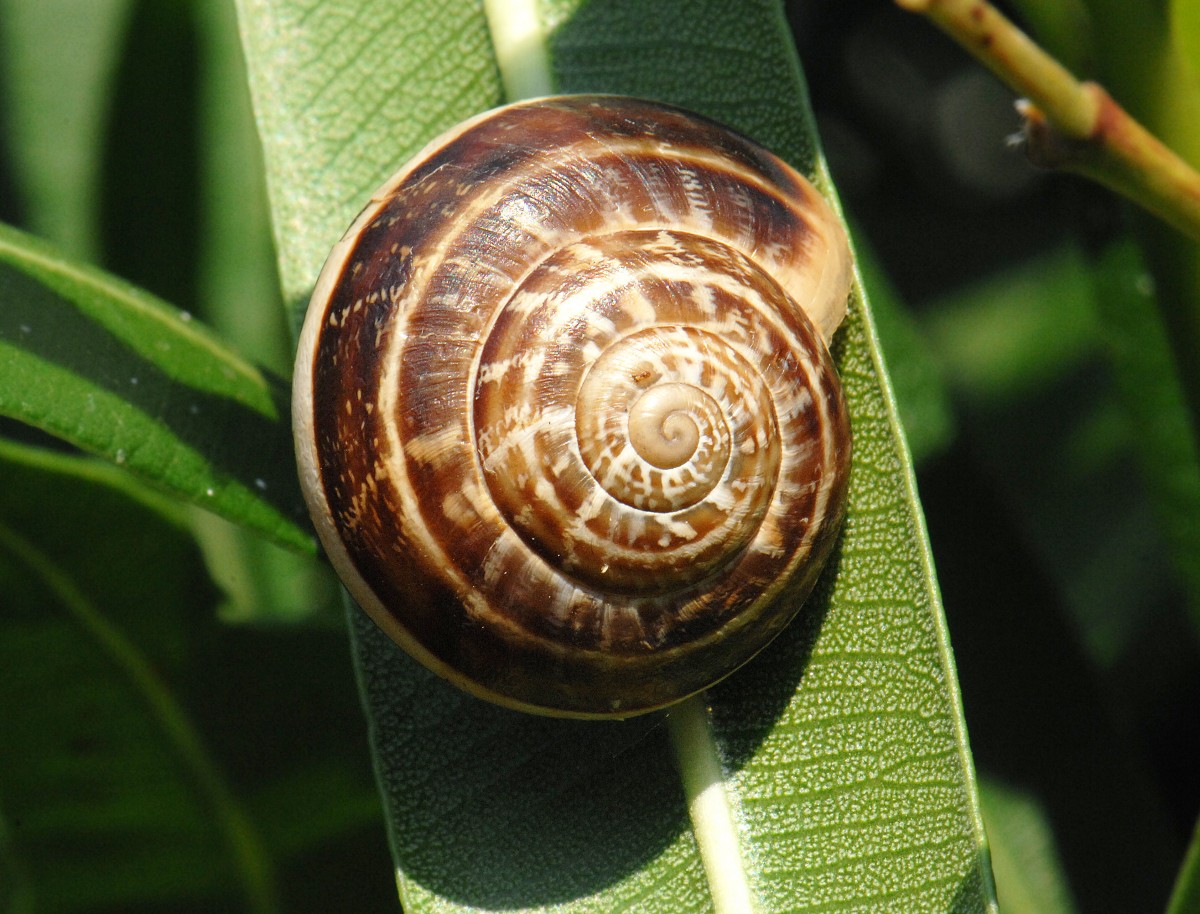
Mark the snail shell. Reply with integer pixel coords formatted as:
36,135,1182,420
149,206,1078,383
293,95,853,718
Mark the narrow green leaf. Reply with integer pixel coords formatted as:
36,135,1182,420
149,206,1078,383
196,0,292,375
0,440,278,914
0,221,312,552
236,0,504,327
239,0,995,910
192,510,340,625
978,780,1079,914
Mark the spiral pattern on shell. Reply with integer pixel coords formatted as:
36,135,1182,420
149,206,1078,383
294,96,853,717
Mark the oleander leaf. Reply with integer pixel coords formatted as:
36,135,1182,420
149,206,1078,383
0,221,313,553
237,0,996,911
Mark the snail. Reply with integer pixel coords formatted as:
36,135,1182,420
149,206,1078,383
293,95,853,718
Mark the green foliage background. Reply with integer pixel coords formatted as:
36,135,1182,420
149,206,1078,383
0,0,1198,912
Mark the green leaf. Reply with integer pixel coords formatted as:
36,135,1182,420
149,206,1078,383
196,0,293,376
0,438,392,911
236,0,504,328
1166,813,1200,914
0,221,313,552
0,439,278,913
238,0,995,910
978,779,1078,914
923,246,1099,407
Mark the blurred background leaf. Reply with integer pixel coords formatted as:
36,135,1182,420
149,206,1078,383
0,438,392,912
977,777,1078,914
0,0,132,261
0,440,277,913
0,1,391,911
804,3,1199,910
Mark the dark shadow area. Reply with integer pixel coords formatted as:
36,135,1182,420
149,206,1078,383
921,433,1182,912
100,0,201,313
0,16,24,231
705,535,842,768
350,608,685,908
191,622,396,914
0,442,394,914
794,0,1102,301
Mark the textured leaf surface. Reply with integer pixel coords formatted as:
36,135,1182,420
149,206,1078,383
236,0,503,327
0,222,312,552
238,0,995,910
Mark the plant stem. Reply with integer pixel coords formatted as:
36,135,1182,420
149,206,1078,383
895,0,1200,243
667,697,757,914
482,0,553,101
